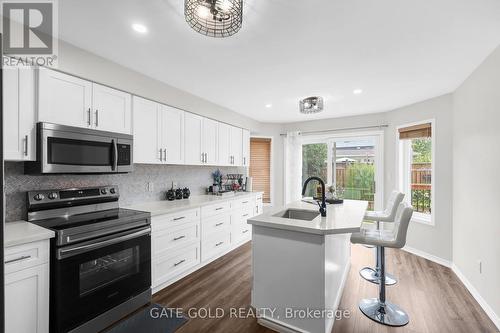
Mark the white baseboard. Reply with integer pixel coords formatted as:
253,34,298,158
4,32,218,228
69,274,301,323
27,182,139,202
402,246,452,268
451,264,500,331
401,246,499,330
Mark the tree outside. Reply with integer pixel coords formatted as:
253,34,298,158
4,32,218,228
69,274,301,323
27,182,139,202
302,143,327,197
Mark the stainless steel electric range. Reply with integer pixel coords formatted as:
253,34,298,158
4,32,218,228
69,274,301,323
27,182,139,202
27,185,151,333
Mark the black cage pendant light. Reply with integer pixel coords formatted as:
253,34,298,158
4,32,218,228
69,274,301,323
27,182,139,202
185,0,243,37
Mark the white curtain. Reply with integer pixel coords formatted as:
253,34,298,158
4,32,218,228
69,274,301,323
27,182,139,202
283,131,303,204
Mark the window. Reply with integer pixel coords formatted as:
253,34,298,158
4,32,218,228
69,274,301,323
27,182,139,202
302,143,328,197
301,137,379,210
250,138,272,203
398,122,433,224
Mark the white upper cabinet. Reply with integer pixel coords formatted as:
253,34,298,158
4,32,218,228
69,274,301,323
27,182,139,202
184,113,203,165
38,68,92,128
133,96,161,164
230,126,243,166
92,83,132,134
242,129,250,167
38,68,132,134
161,105,185,165
218,122,231,166
203,118,218,165
3,66,36,161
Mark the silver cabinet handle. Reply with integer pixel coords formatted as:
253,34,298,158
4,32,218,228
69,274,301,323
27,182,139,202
163,148,167,162
173,216,185,221
215,222,224,226
242,229,249,234
95,109,99,127
173,235,186,241
242,201,249,204
174,259,186,267
87,108,91,126
201,153,204,163
159,149,163,161
242,214,249,217
215,207,223,211
5,255,31,264
215,241,224,247
24,135,28,156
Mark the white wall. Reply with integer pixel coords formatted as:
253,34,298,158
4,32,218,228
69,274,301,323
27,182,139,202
283,94,454,261
453,45,500,321
57,40,261,131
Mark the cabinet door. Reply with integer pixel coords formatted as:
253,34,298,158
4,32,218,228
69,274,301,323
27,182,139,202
242,129,250,167
202,118,218,165
218,122,231,166
5,264,49,333
161,105,184,164
230,126,243,166
92,83,132,134
38,68,92,128
3,67,36,161
133,97,161,164
184,113,203,165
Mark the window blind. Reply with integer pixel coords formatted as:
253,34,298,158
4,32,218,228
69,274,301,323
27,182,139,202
398,123,432,139
249,138,271,203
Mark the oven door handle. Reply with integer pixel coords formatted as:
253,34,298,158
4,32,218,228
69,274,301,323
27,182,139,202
111,139,118,171
57,227,151,260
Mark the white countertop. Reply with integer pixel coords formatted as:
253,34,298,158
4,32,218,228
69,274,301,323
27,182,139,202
247,199,367,235
4,221,55,248
127,192,263,216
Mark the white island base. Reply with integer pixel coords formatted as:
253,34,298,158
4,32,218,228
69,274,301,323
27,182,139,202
249,200,367,333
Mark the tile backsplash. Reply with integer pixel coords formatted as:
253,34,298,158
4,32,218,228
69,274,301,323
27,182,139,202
4,162,245,222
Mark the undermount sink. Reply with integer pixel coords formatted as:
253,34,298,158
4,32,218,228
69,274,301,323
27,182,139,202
274,209,320,221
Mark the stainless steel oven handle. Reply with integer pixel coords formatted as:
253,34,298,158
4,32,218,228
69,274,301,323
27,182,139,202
59,228,151,257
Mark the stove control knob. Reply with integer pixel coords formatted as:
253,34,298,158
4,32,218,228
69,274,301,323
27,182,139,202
48,192,58,200
101,188,107,195
109,188,116,194
33,193,45,201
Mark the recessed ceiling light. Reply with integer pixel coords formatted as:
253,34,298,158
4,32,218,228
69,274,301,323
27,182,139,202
265,104,272,108
353,89,363,95
132,23,148,34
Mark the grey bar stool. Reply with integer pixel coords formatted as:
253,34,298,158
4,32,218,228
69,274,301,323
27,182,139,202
351,202,414,326
360,191,405,285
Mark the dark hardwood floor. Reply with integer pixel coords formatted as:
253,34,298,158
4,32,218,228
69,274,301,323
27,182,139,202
153,242,498,333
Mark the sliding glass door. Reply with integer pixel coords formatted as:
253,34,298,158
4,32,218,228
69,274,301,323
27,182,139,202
301,133,383,210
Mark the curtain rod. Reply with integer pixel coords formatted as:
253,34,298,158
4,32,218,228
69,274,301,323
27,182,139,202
280,124,389,136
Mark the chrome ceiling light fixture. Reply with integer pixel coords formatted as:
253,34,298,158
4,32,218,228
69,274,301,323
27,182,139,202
185,0,243,38
299,96,324,114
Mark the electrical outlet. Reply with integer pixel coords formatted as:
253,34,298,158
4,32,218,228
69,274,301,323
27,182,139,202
147,182,154,192
478,260,482,274
172,182,178,189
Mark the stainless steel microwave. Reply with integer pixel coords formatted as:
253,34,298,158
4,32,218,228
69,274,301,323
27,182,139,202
25,122,133,174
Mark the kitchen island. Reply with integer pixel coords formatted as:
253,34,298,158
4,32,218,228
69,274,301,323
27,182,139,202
248,199,367,333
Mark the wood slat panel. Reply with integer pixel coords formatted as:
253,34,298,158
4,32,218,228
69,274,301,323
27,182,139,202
250,138,271,203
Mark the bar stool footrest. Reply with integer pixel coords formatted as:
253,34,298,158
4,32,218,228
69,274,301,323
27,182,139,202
359,298,409,327
359,268,397,285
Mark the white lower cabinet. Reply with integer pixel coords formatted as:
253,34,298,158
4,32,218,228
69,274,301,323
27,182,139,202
4,240,50,333
151,193,262,291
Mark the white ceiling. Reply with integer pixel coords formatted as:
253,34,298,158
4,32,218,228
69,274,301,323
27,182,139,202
58,0,500,123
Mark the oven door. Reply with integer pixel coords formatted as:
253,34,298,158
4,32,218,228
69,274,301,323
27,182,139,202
40,126,118,173
52,227,151,333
